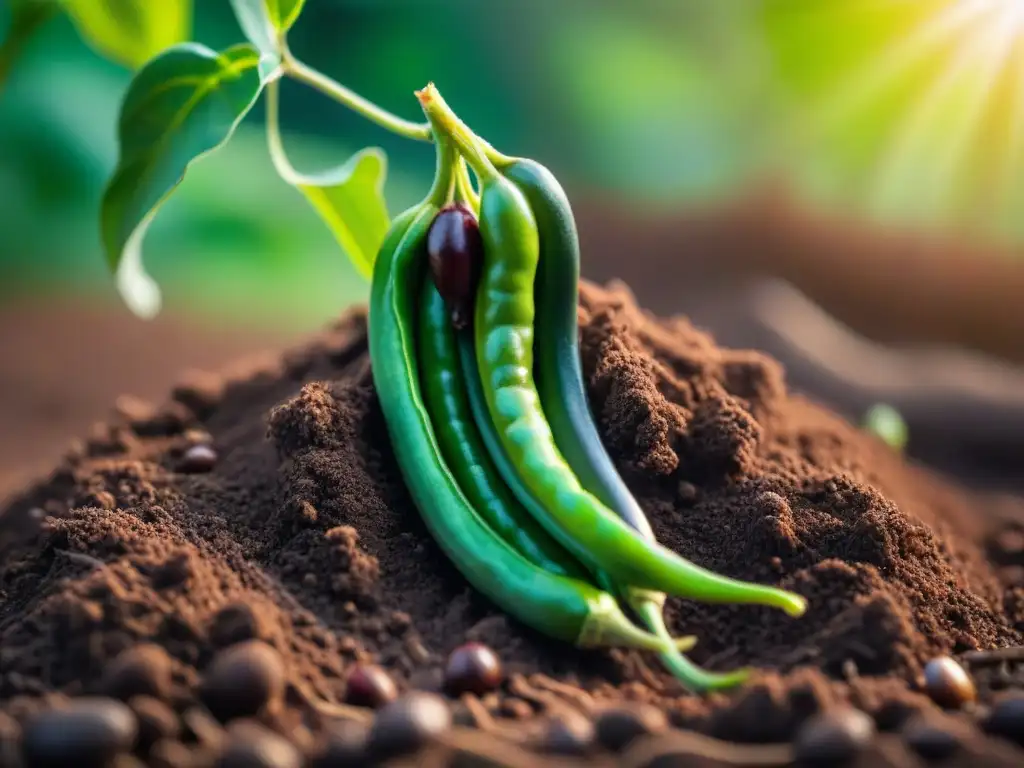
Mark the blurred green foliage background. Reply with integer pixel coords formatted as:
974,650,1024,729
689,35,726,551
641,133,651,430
1,0,1022,333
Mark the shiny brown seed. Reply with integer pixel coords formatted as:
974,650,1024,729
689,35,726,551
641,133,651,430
23,697,138,768
922,656,976,709
179,443,218,473
343,664,398,709
101,644,174,702
366,692,451,761
426,203,484,330
793,708,875,767
216,720,301,768
200,640,285,722
443,642,503,697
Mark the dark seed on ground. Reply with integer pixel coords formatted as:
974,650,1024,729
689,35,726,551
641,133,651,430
307,720,368,767
922,656,976,709
101,644,173,701
444,643,503,697
366,692,452,761
179,444,218,473
23,697,138,768
208,603,264,647
543,712,596,756
595,703,668,753
216,721,301,768
793,708,875,766
201,640,285,723
128,696,180,753
344,664,398,709
902,716,962,761
983,693,1024,746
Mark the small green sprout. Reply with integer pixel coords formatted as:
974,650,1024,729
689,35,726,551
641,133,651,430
863,403,908,452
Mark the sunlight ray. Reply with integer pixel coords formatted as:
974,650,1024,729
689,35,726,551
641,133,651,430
865,10,1009,219
911,11,1018,221
812,0,991,134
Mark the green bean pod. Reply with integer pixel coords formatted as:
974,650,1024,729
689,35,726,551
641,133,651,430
417,277,586,580
369,192,686,652
470,173,806,618
501,159,751,691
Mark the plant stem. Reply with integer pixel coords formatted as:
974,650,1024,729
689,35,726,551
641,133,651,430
455,156,480,212
280,46,432,143
0,0,58,95
265,74,304,185
416,82,498,183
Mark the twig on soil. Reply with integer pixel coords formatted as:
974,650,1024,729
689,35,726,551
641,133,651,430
508,674,584,720
528,675,597,714
288,680,373,724
620,731,794,768
54,548,108,570
961,646,1024,666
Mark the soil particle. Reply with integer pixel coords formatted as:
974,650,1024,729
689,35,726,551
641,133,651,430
2,283,1024,764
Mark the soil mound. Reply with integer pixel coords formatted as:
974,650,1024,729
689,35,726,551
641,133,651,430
2,280,1024,765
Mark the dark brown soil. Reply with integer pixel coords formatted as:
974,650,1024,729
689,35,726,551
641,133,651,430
3,280,1024,766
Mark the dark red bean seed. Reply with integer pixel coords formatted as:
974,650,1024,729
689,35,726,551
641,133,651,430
444,642,503,697
343,664,398,709
200,640,285,723
426,203,484,330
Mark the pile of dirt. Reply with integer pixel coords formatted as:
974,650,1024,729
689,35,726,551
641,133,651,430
2,280,1024,766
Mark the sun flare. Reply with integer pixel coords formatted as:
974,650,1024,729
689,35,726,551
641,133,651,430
808,0,1024,237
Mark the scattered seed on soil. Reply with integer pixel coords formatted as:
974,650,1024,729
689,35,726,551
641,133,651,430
793,708,875,767
7,282,1024,761
444,643,503,697
178,443,218,473
902,716,962,762
366,692,452,761
208,603,264,648
307,720,369,767
922,656,976,709
128,696,180,753
216,721,302,768
543,712,596,756
101,644,174,702
343,664,398,709
200,641,285,723
595,703,669,753
22,697,138,768
983,694,1024,746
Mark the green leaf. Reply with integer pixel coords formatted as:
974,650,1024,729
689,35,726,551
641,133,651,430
267,0,305,34
292,148,390,280
61,0,192,70
228,0,305,72
100,42,264,318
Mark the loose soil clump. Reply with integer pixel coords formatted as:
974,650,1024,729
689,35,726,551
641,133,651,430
2,280,1024,766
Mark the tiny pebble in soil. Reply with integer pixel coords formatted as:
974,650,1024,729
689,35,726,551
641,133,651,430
444,642,503,696
922,656,976,709
216,720,302,768
902,716,962,762
179,444,218,473
22,697,138,768
793,708,875,767
983,694,1024,746
366,692,452,761
344,664,398,709
543,712,596,756
101,643,174,701
595,703,668,753
201,640,285,722
307,719,368,767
